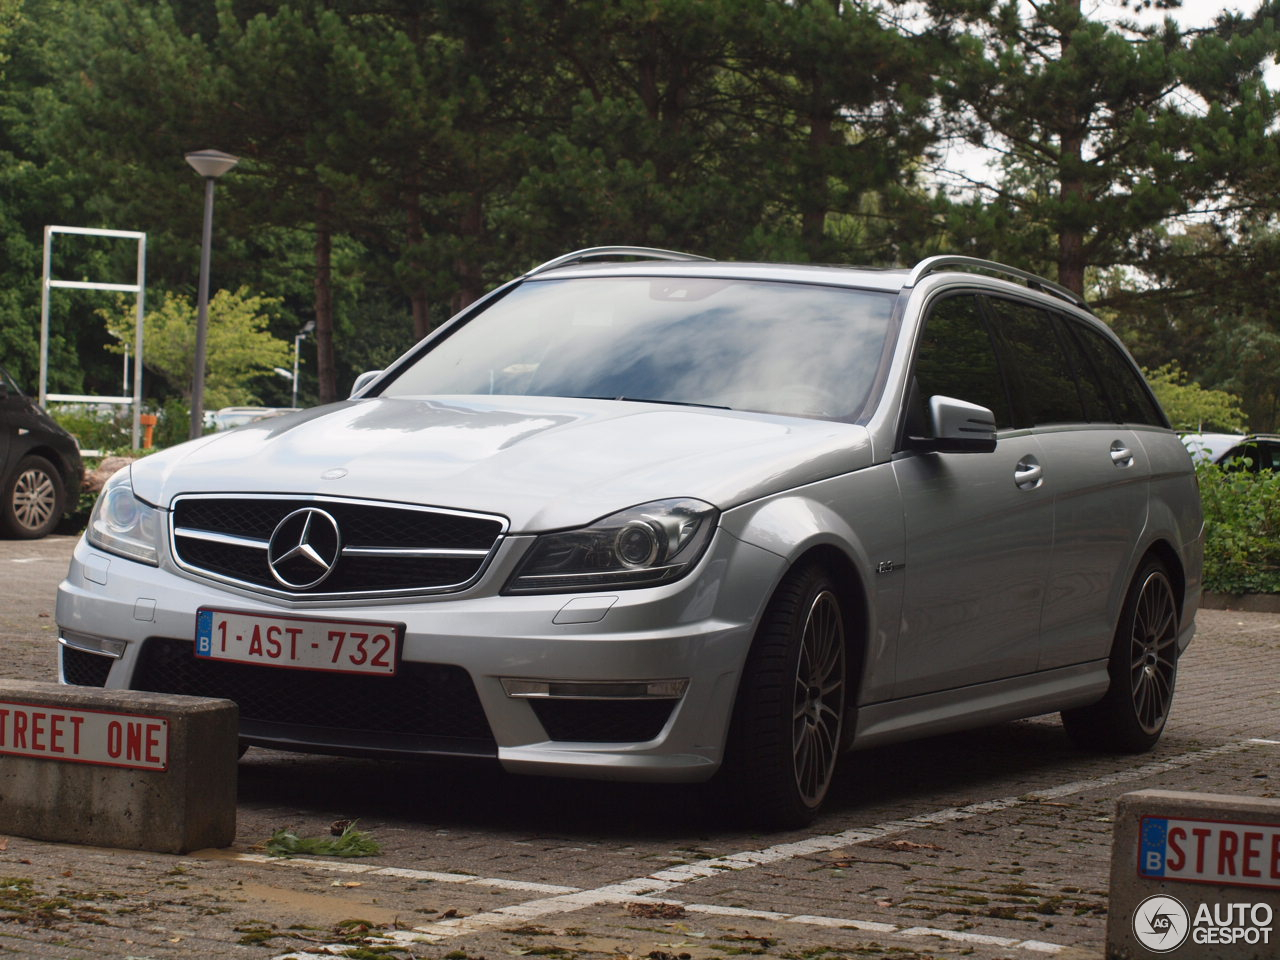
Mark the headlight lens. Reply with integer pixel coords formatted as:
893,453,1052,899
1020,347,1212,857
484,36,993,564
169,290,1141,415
505,498,718,594
85,468,162,566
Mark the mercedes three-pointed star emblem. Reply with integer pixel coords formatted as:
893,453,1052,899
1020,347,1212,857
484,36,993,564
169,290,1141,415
267,508,342,589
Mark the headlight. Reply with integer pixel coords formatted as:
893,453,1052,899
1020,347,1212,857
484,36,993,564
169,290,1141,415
505,498,718,594
85,468,162,566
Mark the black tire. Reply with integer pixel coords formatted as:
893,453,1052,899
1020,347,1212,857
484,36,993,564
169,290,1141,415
1,455,65,539
720,564,848,828
1061,558,1179,753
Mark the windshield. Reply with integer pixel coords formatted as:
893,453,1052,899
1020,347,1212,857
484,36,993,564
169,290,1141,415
383,276,896,420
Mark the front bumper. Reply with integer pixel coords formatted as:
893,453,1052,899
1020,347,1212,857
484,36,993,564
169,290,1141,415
55,529,784,782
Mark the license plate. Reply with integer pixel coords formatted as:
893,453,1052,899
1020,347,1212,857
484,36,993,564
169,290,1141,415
195,608,401,676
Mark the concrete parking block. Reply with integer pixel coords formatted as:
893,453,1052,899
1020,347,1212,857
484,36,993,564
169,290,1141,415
1109,789,1280,959
0,679,237,854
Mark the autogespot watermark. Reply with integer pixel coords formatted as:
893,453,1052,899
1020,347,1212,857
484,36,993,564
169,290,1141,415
1133,894,1275,952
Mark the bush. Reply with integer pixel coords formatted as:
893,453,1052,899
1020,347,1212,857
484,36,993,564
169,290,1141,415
1197,460,1280,594
49,404,133,454
50,398,192,455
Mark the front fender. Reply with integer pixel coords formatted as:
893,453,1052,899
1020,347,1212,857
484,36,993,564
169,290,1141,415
719,463,904,703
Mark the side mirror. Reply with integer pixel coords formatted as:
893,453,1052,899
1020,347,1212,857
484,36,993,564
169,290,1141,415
926,396,997,453
349,370,384,398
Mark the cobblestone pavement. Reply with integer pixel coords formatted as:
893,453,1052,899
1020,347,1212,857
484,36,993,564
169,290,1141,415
1,534,1277,959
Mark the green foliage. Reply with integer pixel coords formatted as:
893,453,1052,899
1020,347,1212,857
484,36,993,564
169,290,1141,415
1197,460,1280,595
931,0,1280,292
48,404,133,454
263,821,382,859
2,0,1279,411
1144,363,1247,433
100,287,291,409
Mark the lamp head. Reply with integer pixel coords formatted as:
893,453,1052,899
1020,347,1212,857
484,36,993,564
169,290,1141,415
185,149,239,179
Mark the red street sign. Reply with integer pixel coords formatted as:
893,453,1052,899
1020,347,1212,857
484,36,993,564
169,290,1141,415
1141,815,1280,890
0,699,169,772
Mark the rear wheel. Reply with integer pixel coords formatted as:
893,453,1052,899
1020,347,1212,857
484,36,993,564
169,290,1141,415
721,564,848,828
1,455,65,539
1061,558,1179,753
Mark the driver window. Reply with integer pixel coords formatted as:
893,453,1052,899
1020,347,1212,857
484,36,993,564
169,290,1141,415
911,294,1013,435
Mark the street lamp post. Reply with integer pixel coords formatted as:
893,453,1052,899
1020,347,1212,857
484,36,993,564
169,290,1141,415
184,149,239,439
292,320,315,408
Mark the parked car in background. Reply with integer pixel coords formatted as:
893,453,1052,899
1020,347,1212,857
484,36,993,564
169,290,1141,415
57,249,1202,826
205,406,301,432
1182,432,1280,472
0,363,84,539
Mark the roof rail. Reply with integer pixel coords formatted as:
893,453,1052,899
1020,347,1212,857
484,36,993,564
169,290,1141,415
526,246,713,277
905,255,1090,312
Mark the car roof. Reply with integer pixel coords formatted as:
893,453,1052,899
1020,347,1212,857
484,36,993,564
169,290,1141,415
528,259,913,293
524,250,1091,313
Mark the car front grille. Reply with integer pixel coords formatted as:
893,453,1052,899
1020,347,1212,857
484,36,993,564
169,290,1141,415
131,636,496,755
170,494,506,600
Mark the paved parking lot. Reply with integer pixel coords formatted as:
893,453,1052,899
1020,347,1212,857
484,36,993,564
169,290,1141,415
2,534,1277,959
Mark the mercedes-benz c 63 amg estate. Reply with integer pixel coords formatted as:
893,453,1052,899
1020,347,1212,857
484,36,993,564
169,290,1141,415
57,248,1203,826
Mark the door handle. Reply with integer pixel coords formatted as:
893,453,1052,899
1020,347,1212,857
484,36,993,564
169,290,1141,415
1110,441,1134,467
1015,457,1043,490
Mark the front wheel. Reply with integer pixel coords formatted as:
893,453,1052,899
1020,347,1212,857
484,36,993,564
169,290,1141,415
720,564,848,828
1061,558,1179,753
1,455,65,539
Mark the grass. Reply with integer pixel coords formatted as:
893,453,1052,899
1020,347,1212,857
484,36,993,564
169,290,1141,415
263,820,382,858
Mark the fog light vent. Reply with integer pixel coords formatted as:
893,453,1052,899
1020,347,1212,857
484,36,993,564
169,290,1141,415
530,698,676,743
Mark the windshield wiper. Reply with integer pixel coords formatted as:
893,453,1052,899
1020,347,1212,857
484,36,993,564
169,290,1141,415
574,396,732,410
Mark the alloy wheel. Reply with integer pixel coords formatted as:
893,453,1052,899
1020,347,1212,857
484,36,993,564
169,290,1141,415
1128,570,1177,735
791,589,845,808
12,465,57,533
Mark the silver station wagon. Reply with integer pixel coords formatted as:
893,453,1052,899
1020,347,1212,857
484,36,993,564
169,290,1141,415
57,248,1203,826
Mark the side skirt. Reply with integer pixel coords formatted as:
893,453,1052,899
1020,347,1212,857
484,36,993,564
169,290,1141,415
852,661,1110,750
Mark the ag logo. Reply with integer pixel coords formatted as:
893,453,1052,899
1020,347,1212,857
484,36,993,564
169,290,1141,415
1133,894,1190,952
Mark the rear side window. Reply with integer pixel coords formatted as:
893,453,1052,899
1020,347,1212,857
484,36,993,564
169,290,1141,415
985,297,1086,427
912,294,1013,430
1069,322,1166,426
1055,316,1115,422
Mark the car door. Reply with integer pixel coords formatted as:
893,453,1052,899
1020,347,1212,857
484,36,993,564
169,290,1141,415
986,301,1153,672
0,367,20,472
891,293,1053,697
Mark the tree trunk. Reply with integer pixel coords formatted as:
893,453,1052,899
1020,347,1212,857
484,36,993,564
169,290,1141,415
314,187,337,403
801,101,833,257
405,197,431,340
452,194,485,311
1056,0,1087,296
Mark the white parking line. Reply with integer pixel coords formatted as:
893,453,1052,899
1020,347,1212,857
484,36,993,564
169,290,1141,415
264,738,1259,959
225,852,581,895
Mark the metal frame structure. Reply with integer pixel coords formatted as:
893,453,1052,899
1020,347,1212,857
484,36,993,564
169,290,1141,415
40,225,147,449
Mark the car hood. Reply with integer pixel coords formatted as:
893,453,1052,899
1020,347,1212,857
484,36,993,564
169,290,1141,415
130,396,873,531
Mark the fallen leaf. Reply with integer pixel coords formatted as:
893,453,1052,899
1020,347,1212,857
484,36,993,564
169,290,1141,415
62,870,73,878
870,839,942,855
441,908,460,918
330,880,363,888
627,902,687,920
876,899,893,907
0,837,8,851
